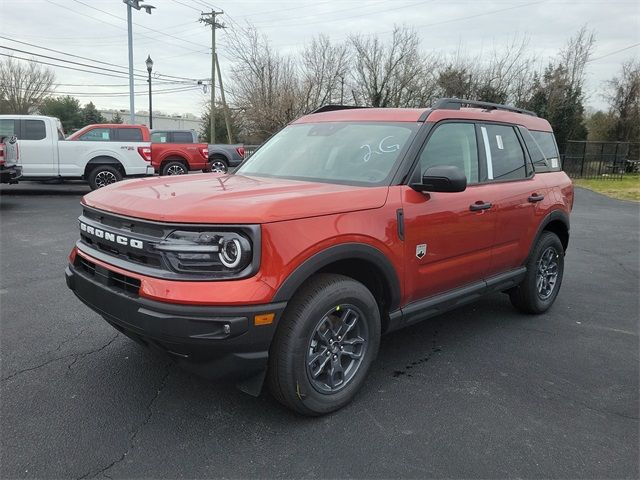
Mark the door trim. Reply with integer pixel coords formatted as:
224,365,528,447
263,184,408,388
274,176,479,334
386,267,526,332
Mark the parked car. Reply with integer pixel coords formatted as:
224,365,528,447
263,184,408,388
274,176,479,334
65,98,573,416
0,116,154,190
0,134,21,184
208,144,245,173
70,125,209,176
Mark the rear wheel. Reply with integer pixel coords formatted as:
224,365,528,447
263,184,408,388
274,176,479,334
268,274,380,416
509,231,565,314
209,156,228,173
161,161,188,176
87,165,122,190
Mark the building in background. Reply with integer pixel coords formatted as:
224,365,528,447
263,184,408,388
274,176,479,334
100,110,203,132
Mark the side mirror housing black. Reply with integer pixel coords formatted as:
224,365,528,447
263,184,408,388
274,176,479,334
411,165,467,193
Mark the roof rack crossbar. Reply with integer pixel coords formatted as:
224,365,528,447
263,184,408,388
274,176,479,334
432,98,537,117
310,105,368,114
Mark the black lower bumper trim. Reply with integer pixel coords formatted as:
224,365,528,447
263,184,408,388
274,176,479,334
65,262,286,381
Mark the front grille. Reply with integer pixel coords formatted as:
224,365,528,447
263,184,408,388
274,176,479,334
76,256,141,296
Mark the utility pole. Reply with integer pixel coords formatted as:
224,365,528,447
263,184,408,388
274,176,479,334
215,55,233,144
123,0,155,125
200,10,224,144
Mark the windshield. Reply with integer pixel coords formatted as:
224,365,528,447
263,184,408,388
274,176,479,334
237,122,419,186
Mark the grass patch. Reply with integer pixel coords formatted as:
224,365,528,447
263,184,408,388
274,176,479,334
573,175,640,202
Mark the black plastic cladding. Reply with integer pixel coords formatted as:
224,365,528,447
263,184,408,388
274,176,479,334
78,206,261,281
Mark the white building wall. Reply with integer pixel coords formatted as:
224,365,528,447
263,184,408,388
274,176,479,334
100,110,203,131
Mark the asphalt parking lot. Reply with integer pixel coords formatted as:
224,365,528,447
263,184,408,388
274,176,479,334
1,182,638,479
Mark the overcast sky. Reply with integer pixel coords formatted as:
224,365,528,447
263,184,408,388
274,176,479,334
2,0,639,117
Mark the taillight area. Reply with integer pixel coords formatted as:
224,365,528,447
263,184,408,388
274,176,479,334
0,144,5,164
200,147,208,159
235,146,245,158
137,146,152,162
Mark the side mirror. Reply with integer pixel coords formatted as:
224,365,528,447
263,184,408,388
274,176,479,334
411,165,467,193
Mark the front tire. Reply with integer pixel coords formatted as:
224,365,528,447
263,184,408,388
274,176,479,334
268,274,381,416
510,231,565,314
87,165,122,190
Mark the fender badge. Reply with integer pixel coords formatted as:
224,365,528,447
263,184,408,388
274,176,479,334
416,244,427,259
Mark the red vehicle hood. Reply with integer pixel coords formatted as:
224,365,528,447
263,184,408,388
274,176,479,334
82,174,389,224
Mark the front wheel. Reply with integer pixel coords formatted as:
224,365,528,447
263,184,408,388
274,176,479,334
88,165,122,190
509,231,565,314
268,274,381,416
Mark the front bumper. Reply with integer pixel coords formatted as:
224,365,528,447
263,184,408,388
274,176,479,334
65,259,286,383
0,165,22,183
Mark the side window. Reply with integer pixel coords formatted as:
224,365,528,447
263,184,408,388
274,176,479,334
23,120,46,140
151,132,168,143
79,128,111,141
0,119,16,137
171,131,194,143
480,124,527,181
522,130,561,172
116,128,143,142
418,123,479,184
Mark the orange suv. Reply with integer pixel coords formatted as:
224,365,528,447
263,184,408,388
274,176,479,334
65,99,574,415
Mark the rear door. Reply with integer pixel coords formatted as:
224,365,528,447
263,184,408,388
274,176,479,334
402,121,497,303
477,123,549,276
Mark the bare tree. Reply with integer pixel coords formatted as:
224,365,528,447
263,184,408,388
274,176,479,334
349,26,436,107
559,25,596,91
226,26,302,141
604,59,640,142
0,56,55,114
300,35,350,110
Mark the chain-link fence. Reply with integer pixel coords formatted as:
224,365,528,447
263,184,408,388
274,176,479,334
562,141,640,179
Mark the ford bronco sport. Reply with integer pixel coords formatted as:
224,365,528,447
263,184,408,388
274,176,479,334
65,98,574,416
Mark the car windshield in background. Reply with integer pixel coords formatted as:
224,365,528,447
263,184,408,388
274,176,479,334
237,122,419,186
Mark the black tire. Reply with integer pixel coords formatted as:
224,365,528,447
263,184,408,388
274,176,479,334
161,160,188,176
268,273,381,416
509,231,565,314
87,165,122,190
209,156,228,173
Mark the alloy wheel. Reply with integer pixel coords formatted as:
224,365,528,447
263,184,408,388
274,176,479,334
306,304,368,394
536,246,559,300
210,161,227,173
95,170,117,188
166,165,186,175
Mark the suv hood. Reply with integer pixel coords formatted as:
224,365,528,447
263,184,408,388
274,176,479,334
82,174,389,224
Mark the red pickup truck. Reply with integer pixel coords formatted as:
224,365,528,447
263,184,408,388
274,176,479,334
68,124,209,176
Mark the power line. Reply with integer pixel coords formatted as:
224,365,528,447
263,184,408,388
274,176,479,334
0,38,201,83
587,43,640,63
2,84,201,98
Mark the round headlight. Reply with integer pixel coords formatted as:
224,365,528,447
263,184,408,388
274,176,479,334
219,237,242,268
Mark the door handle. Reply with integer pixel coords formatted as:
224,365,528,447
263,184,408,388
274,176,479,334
470,201,492,211
528,193,545,203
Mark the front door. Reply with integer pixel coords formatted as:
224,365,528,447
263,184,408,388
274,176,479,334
402,121,496,304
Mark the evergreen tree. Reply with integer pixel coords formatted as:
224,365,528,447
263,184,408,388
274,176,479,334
82,102,106,126
524,64,588,153
39,95,83,133
112,111,124,124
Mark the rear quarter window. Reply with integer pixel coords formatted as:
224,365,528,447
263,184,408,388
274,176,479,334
23,120,47,140
522,129,561,172
171,131,195,143
116,128,143,142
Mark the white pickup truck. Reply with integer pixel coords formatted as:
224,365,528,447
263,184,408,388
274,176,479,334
0,115,154,189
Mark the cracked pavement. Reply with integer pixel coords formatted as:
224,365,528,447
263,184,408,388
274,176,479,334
1,184,638,479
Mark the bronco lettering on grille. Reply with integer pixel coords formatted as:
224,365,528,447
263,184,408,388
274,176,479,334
80,221,143,249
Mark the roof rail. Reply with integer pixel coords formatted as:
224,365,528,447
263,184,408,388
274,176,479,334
310,105,367,114
432,98,537,117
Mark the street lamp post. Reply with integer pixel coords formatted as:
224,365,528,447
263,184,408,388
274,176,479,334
146,55,153,129
123,0,155,124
